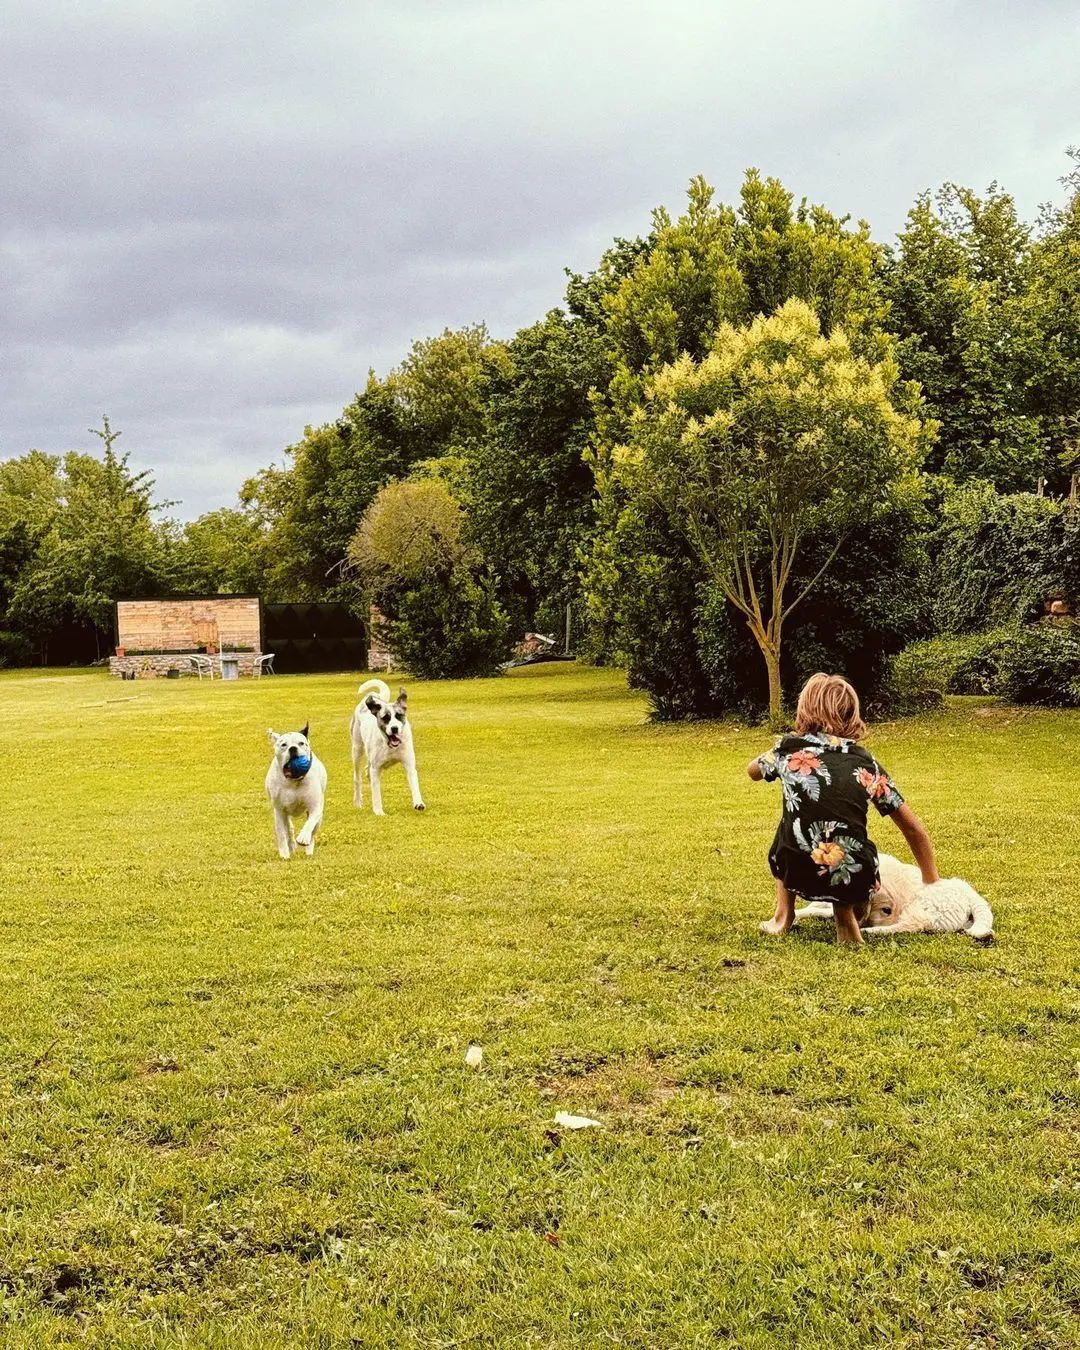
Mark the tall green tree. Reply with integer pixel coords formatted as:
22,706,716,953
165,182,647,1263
1,420,178,657
1011,150,1080,481
584,172,906,707
465,309,610,634
618,300,927,718
599,172,886,447
882,183,1045,489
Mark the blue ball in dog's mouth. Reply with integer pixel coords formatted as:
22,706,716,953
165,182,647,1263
285,756,311,779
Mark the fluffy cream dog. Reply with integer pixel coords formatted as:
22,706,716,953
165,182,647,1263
265,724,327,859
351,680,424,815
794,853,994,940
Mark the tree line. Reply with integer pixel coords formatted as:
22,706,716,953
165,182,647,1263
2,157,1078,713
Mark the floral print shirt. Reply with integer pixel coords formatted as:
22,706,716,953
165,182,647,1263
756,732,904,901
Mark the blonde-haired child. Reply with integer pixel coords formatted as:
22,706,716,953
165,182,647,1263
748,673,940,945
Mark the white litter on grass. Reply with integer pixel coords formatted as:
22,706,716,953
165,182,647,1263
554,1111,604,1130
464,1045,484,1068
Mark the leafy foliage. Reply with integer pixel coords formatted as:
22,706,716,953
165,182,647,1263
600,299,926,717
349,479,511,679
465,309,609,636
882,184,1048,490
373,572,512,681
0,421,179,660
883,627,1017,714
350,479,473,583
932,481,1080,633
996,622,1080,706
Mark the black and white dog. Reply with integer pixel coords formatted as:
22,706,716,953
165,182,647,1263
265,724,328,859
351,679,425,815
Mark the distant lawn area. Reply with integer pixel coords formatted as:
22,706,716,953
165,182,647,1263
1,662,1077,1347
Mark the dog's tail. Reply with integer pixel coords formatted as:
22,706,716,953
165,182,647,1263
964,891,995,940
357,678,391,703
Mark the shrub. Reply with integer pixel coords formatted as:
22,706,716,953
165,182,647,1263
881,641,950,714
948,628,1016,694
0,631,32,669
350,479,513,679
996,622,1080,707
376,572,512,680
883,628,1016,714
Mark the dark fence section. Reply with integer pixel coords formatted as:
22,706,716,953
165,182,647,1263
35,621,112,666
262,603,368,674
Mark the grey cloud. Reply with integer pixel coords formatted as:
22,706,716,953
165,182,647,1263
1,0,1077,517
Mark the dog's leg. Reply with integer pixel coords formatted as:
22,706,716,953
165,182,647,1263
369,762,385,816
863,918,925,938
792,900,835,926
352,725,364,809
273,808,293,861
403,750,425,811
295,800,322,855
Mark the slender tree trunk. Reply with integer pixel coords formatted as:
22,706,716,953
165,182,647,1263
746,622,784,726
764,642,782,725
743,585,785,725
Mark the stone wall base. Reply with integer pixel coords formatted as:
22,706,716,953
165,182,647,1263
109,653,262,678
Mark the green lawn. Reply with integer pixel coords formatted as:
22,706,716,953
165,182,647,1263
0,663,1077,1348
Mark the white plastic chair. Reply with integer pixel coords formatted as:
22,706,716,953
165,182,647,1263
189,654,215,679
253,653,275,677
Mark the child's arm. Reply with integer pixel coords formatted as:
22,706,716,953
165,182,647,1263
747,742,782,781
888,804,941,885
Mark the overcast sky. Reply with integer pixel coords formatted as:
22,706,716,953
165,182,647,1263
2,0,1077,519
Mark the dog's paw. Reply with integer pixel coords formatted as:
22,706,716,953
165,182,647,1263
414,802,426,811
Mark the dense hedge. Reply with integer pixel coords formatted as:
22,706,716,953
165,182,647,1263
996,623,1080,706
883,627,1017,713
933,482,1080,633
376,571,512,680
886,620,1080,711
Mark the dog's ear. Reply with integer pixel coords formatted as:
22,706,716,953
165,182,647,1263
300,722,309,740
267,727,278,745
397,687,408,707
365,695,381,714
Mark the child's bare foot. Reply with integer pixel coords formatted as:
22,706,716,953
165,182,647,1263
760,879,796,936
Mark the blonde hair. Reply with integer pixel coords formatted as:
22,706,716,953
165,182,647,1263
794,672,866,740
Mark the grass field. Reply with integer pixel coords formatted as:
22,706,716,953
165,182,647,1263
0,662,1077,1347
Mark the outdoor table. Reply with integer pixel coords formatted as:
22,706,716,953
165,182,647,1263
219,653,240,680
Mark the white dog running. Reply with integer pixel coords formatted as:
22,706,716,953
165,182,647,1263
793,853,994,939
351,679,425,815
265,724,328,859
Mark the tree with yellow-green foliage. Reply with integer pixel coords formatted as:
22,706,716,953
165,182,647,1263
619,299,930,720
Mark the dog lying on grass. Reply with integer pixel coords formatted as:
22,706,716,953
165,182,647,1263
793,853,994,940
266,724,327,859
